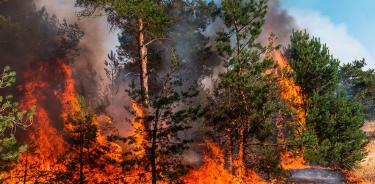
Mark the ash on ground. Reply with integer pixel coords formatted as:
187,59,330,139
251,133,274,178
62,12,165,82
288,168,348,184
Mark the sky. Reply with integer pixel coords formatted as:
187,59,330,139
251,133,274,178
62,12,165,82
36,0,375,70
281,0,375,69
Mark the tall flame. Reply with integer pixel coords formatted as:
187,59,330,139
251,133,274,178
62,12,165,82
4,60,124,183
273,50,310,170
130,100,147,158
6,60,69,182
183,48,308,183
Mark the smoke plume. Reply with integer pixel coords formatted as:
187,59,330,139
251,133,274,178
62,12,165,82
34,0,119,106
264,0,296,46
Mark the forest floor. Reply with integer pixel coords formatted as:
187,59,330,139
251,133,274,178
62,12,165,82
353,121,375,183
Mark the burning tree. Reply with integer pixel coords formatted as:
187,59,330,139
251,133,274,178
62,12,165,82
0,66,34,178
121,53,202,183
205,0,296,180
1,0,372,183
286,30,368,169
53,96,123,183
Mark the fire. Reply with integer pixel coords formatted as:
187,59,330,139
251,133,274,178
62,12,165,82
184,141,267,184
130,100,147,158
58,61,81,115
3,60,123,183
273,50,309,170
5,60,68,183
273,46,363,183
183,48,309,183
0,43,357,183
342,170,365,184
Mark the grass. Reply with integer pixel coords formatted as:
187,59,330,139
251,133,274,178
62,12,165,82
353,121,375,183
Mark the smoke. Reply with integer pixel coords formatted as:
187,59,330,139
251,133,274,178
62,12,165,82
290,168,347,183
0,0,296,138
264,0,296,46
0,0,81,91
0,0,121,133
198,0,296,94
31,0,296,125
34,0,119,106
0,0,82,142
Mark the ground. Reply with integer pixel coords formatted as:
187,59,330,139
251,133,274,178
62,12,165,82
353,121,375,183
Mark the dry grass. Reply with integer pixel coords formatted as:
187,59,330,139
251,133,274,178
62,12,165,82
353,121,375,183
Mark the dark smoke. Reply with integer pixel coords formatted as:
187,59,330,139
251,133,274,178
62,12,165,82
263,0,296,46
0,0,82,98
0,0,83,141
196,0,297,94
0,0,81,70
34,0,120,108
0,0,297,138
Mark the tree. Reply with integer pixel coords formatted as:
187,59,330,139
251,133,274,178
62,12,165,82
54,96,123,183
207,0,293,178
122,53,202,184
104,51,123,99
0,66,34,177
76,0,172,106
340,59,375,120
286,30,368,169
304,92,368,168
286,30,340,104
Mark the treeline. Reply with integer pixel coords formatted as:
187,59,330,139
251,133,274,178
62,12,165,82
1,0,375,183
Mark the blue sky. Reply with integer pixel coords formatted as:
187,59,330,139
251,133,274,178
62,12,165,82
281,0,375,69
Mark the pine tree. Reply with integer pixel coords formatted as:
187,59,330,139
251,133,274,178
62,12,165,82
0,66,34,177
286,30,368,169
305,92,368,168
286,30,340,103
122,53,202,184
76,0,172,106
340,59,375,120
207,0,293,178
54,96,123,183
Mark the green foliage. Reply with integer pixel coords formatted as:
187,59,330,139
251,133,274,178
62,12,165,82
207,0,293,175
0,66,34,173
0,66,16,89
304,92,367,168
287,30,368,169
287,30,340,99
340,59,375,120
76,0,171,39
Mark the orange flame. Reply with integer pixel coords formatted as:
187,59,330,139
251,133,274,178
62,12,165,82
5,60,68,183
273,50,309,170
4,60,124,183
130,100,147,158
184,141,267,184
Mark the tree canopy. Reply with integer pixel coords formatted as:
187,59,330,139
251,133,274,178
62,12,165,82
287,30,368,169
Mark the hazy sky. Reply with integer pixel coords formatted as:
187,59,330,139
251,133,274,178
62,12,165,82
37,0,375,69
282,0,375,69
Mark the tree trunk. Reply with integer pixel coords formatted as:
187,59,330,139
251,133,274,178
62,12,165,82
230,132,234,174
238,128,246,178
23,149,28,184
79,124,84,184
151,108,160,184
138,18,149,106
